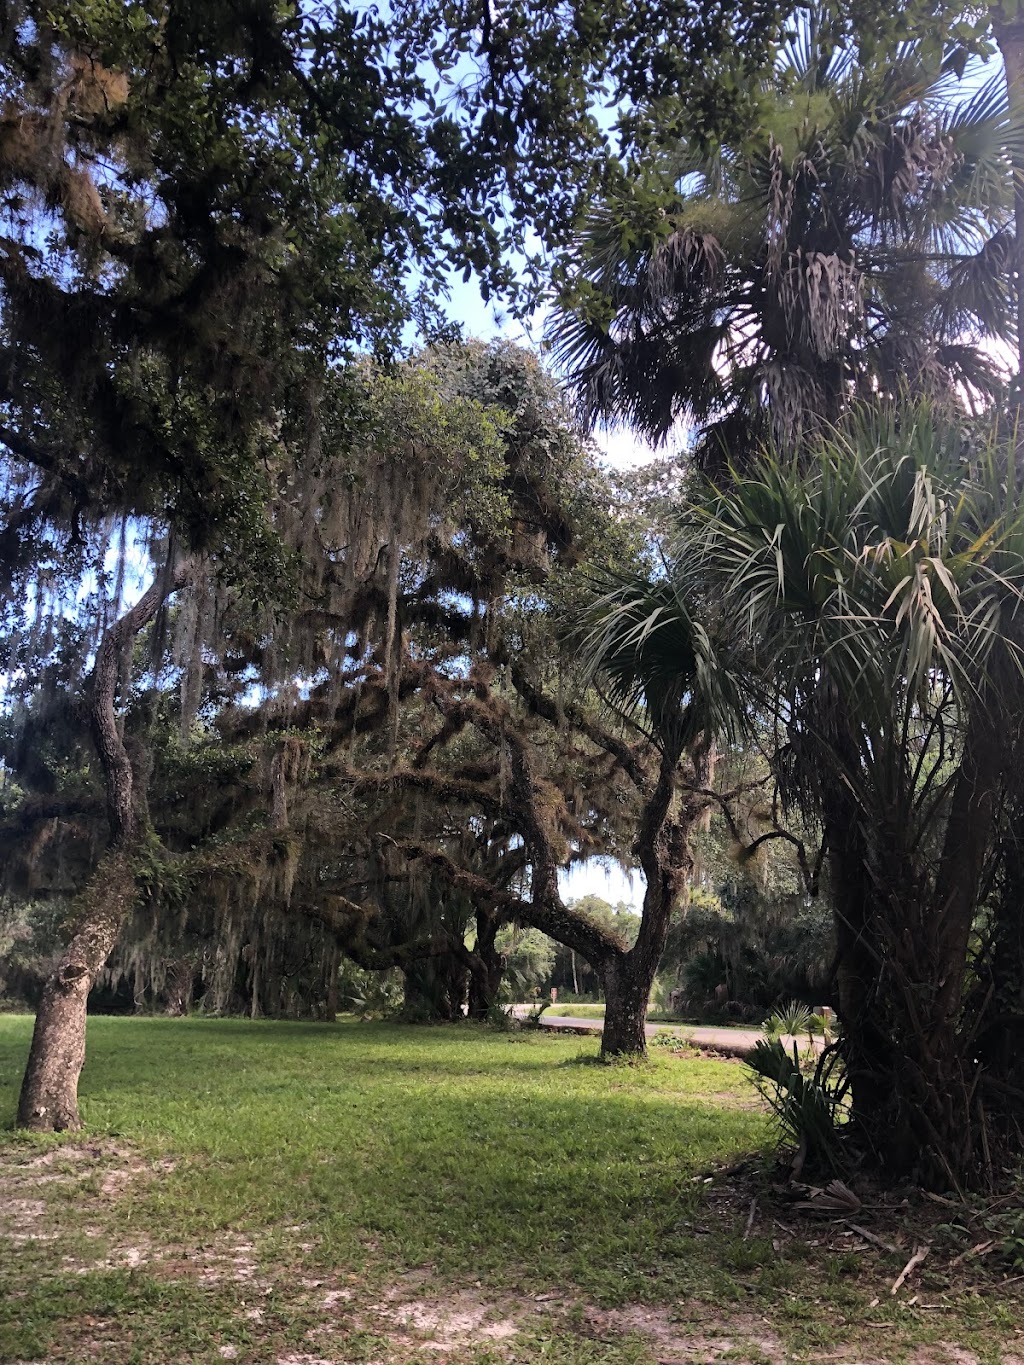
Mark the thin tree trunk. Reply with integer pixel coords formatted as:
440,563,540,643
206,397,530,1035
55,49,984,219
16,561,191,1131
466,909,504,1019
324,942,340,1022
600,743,701,1058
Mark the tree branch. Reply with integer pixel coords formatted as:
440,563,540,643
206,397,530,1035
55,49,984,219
396,839,625,966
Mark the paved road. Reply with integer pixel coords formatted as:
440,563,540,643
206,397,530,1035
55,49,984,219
509,1007,771,1057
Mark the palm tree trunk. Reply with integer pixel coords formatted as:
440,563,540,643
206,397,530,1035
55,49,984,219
827,681,1003,1187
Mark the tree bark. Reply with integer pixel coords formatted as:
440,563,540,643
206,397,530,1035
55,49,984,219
466,909,505,1019
601,949,657,1055
600,742,705,1058
16,561,192,1131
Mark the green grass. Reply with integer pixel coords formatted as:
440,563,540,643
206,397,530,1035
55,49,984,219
0,1017,760,1298
1,1016,1022,1364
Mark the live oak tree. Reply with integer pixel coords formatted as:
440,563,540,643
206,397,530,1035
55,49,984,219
1,337,753,1058
2,0,666,1126
178,343,671,1043
0,343,598,1025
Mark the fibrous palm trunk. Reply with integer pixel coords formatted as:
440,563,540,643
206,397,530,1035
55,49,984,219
826,687,1004,1187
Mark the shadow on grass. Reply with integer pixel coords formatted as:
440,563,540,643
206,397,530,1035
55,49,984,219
0,1014,767,1305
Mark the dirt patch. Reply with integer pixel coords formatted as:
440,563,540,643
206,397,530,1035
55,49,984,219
0,1139,169,1271
99,1153,175,1198
368,1290,520,1350
4,1138,1024,1365
275,1356,337,1364
0,1196,59,1245
582,1303,787,1363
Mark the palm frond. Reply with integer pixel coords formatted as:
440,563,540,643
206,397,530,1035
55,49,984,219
577,572,748,752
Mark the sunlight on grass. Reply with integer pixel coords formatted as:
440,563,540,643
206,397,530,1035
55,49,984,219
0,1016,763,1302
2,1018,1022,1363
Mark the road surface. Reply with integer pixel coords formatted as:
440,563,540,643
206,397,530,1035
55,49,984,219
509,1007,776,1057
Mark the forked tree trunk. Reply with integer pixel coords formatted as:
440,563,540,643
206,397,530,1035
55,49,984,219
599,743,702,1059
600,877,678,1058
17,563,191,1131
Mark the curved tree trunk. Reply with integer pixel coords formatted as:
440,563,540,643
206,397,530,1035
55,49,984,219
17,562,191,1131
17,853,138,1129
601,742,705,1059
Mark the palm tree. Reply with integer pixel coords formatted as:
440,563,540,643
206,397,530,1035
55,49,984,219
548,7,1015,468
684,405,1024,1187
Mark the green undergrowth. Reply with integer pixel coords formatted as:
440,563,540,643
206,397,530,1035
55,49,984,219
1,1016,1022,1364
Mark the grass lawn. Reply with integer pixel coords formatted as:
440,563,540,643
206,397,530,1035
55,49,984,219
1,1016,1021,1364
